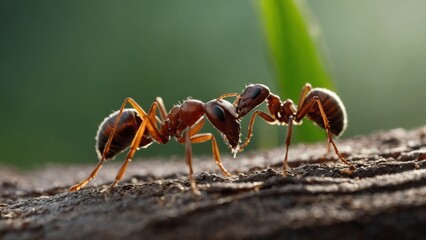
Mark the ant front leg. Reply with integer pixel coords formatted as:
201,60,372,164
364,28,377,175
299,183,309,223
189,133,231,177
182,130,231,195
239,110,276,151
179,117,231,178
296,97,355,170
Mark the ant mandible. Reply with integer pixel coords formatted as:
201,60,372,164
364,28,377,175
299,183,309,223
69,96,241,195
218,83,355,175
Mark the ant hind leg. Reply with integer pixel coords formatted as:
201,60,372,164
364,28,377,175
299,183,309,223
110,102,165,189
282,116,294,176
297,97,355,170
69,159,106,192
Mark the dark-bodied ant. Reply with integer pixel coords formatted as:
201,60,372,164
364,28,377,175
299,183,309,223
69,96,241,194
218,83,355,175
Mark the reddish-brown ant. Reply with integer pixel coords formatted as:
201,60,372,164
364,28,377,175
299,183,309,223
219,83,355,175
69,97,241,194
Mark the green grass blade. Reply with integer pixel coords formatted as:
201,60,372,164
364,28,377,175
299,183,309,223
259,0,335,142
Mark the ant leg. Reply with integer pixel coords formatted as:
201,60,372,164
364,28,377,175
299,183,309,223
317,140,332,166
217,93,240,101
69,99,143,191
232,97,241,106
190,133,231,177
282,116,294,176
296,97,355,170
177,117,206,143
188,117,206,137
216,93,241,106
101,98,166,159
117,97,162,128
69,159,106,192
100,97,149,158
177,118,231,177
110,120,148,189
323,141,332,160
177,119,207,195
121,98,166,144
317,104,354,169
326,141,331,154
155,97,168,121
184,129,201,195
296,83,313,108
110,103,167,189
239,110,275,151
69,98,165,192
69,118,155,192
133,98,166,133
320,138,332,164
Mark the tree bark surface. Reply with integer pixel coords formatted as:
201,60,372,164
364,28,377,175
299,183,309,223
1,126,426,239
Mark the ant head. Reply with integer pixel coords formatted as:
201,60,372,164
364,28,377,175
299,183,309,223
205,99,240,151
236,84,270,117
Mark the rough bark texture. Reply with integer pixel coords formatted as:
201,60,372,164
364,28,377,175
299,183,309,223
1,126,426,239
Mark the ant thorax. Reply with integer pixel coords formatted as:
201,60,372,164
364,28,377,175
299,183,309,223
267,97,297,125
282,99,297,116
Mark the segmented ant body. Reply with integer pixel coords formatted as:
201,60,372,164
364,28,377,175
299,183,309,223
220,83,355,175
69,97,240,194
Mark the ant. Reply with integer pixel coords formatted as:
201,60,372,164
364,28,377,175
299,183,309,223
69,96,241,195
218,83,355,175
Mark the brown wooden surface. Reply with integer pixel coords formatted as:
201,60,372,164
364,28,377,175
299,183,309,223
1,126,426,239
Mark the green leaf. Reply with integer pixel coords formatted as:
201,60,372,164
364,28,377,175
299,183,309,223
258,0,335,142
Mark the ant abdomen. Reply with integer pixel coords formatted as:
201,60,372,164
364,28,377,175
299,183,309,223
96,109,152,160
303,88,347,137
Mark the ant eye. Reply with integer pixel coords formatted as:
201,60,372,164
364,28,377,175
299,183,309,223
251,87,262,99
213,105,226,121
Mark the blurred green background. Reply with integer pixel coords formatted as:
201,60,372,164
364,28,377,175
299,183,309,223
1,0,426,168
